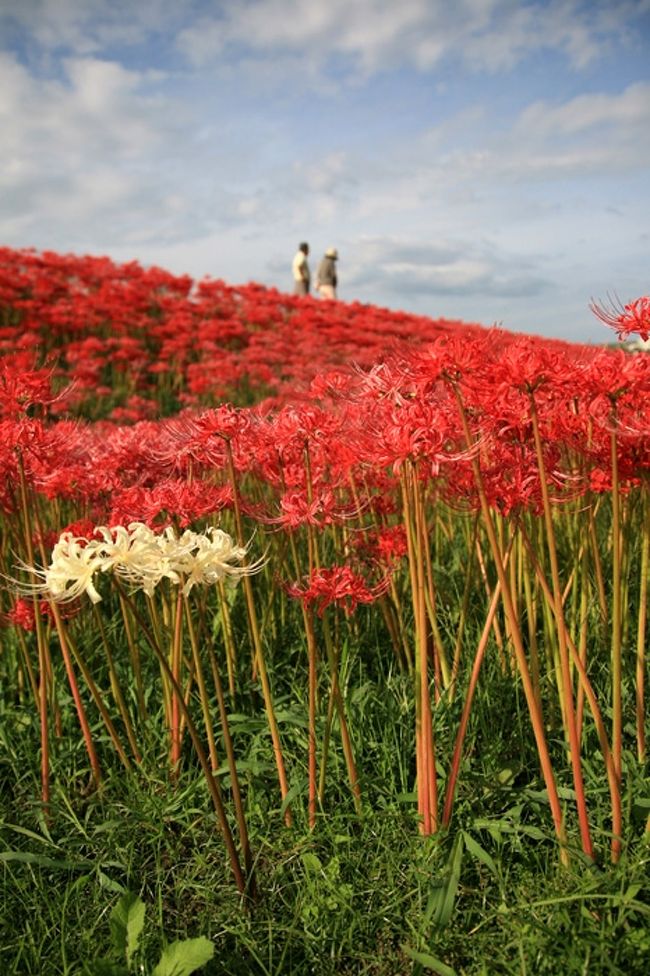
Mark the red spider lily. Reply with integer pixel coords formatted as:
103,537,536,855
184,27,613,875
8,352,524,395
150,407,249,474
590,295,650,342
575,350,650,483
270,487,350,530
4,242,650,864
27,519,101,556
3,596,77,630
287,565,391,616
352,524,408,570
4,597,38,631
0,246,507,419
357,397,461,476
20,421,117,503
109,396,159,424
0,357,60,419
108,479,234,528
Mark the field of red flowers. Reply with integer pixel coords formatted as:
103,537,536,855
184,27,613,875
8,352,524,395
1,246,649,915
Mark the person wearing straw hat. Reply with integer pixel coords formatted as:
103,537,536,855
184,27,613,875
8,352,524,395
292,242,311,295
316,247,338,300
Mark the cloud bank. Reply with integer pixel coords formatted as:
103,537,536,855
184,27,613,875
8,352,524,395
0,0,648,342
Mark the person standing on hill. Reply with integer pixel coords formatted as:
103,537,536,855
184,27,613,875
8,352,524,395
292,242,310,295
316,247,338,300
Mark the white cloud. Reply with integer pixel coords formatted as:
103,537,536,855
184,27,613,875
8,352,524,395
5,0,649,85
0,0,182,54
346,237,550,299
0,1,648,345
0,49,196,245
264,78,649,245
175,0,650,78
399,81,650,192
517,82,650,137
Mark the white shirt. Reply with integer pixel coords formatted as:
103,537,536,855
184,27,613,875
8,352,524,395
292,250,309,282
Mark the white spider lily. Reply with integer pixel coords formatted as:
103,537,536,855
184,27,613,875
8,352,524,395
94,523,183,596
46,534,108,604
13,523,264,604
14,532,109,604
174,528,252,595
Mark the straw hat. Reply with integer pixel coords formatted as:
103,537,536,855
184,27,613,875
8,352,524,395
325,247,338,259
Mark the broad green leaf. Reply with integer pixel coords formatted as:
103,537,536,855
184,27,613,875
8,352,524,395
152,936,215,976
621,883,642,904
0,822,59,847
396,792,418,804
520,826,546,840
403,945,457,975
557,786,577,800
280,778,307,818
428,834,464,929
0,851,90,871
462,831,498,877
110,892,145,965
97,869,126,895
274,710,309,728
301,852,322,873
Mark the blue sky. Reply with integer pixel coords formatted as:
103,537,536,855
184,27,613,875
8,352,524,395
1,0,649,343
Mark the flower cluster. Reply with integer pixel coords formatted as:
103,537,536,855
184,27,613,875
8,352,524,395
1,245,577,422
287,565,391,616
15,522,261,604
590,295,650,342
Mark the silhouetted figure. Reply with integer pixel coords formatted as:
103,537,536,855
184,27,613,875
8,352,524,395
316,247,338,300
292,242,310,295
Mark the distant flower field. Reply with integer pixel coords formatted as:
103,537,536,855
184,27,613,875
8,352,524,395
1,246,648,901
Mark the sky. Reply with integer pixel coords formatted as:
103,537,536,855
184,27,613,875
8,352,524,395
1,0,649,344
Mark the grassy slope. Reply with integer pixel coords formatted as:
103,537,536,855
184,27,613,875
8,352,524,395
1,646,649,976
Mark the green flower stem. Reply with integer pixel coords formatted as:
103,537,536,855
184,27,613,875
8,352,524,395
305,605,319,829
49,601,102,788
216,579,238,699
16,454,51,809
116,588,148,722
182,594,254,888
92,604,142,764
588,495,608,629
452,383,567,863
319,612,362,816
14,622,39,708
169,588,184,774
575,541,590,742
143,620,249,897
145,593,171,731
414,467,438,829
529,395,593,862
609,423,623,864
636,497,648,763
225,439,291,825
442,563,505,828
521,527,621,863
62,618,132,772
182,593,219,772
474,533,507,671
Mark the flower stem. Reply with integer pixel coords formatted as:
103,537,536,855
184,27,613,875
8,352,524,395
452,382,567,862
529,395,593,861
49,602,102,788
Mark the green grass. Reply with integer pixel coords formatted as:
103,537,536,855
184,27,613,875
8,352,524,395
1,648,648,976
